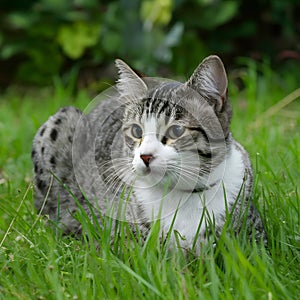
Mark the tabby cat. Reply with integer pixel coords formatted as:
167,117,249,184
32,55,265,252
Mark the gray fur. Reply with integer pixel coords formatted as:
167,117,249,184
32,55,266,248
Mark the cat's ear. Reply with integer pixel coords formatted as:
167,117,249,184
115,59,147,98
187,55,228,110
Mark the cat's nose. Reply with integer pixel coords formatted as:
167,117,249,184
140,154,153,167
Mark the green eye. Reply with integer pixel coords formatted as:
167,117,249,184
166,125,185,139
131,124,143,139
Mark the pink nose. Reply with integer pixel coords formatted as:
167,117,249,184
140,154,153,167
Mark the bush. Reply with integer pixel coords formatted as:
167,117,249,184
0,0,299,87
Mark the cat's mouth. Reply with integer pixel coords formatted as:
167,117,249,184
133,158,167,177
135,166,167,179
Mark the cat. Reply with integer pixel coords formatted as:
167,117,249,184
32,55,266,252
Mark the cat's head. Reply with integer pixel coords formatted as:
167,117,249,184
116,56,232,192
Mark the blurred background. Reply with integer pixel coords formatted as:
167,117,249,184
0,0,299,91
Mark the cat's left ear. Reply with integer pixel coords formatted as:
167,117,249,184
115,59,147,99
186,55,228,110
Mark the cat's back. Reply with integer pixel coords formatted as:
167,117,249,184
87,94,126,165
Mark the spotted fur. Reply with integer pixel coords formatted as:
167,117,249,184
32,55,266,252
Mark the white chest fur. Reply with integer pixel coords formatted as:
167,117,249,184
133,144,246,249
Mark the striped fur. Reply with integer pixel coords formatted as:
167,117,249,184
32,56,266,252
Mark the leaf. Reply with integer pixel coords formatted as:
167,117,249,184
57,22,100,59
1,44,26,59
141,0,173,27
6,12,38,29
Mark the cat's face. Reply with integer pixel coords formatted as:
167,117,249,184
116,56,232,192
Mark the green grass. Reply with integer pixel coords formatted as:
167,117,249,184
0,61,299,299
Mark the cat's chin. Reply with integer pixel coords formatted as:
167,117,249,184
134,168,151,176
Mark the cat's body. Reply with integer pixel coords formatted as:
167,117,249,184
32,56,265,252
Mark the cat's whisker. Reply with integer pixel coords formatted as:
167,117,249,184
101,162,133,181
103,163,136,194
168,164,209,187
104,166,131,188
168,163,201,177
98,157,131,171
105,170,137,205
104,176,127,202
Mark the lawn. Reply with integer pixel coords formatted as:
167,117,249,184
0,60,299,299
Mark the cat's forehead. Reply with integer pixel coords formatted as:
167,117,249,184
148,81,183,98
124,79,215,124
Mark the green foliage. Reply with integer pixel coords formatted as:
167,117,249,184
0,0,182,85
141,0,173,26
57,22,100,59
0,0,299,86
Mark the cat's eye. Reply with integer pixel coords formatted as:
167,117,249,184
166,125,185,139
131,124,143,139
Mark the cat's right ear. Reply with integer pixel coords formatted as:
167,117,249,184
115,59,147,99
186,55,228,111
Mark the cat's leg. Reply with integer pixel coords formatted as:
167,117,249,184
32,106,85,233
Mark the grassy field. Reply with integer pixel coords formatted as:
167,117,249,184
0,61,299,299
